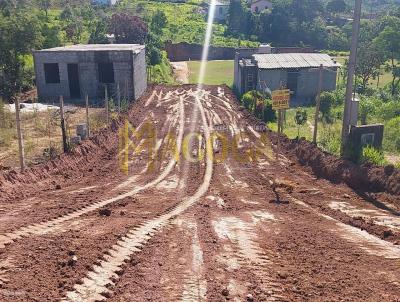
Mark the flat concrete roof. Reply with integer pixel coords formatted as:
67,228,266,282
34,44,145,53
253,53,341,69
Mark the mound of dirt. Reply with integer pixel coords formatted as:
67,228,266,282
0,86,156,202
0,126,119,202
291,139,400,195
223,85,400,196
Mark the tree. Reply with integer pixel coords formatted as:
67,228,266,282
356,44,385,93
291,0,324,25
269,0,291,44
109,13,148,44
150,10,167,35
146,32,163,66
41,22,61,48
59,5,84,43
0,11,43,100
326,26,348,50
227,0,252,36
326,0,347,15
89,17,109,44
374,19,400,95
294,109,308,138
37,0,51,18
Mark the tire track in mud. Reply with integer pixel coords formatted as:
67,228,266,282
0,92,165,233
288,196,400,259
0,94,186,251
212,213,285,301
205,91,286,301
61,89,214,302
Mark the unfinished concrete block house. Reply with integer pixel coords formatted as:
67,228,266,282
33,44,147,102
234,45,340,106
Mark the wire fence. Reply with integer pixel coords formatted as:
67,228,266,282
0,88,125,169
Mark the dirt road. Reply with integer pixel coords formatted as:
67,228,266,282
171,62,190,84
0,85,399,302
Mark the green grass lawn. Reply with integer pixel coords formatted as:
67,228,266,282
187,60,234,86
267,107,316,142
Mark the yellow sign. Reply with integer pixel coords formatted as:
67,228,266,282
272,89,290,110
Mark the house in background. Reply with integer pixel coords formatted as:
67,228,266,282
250,0,273,13
234,46,340,106
33,44,147,102
91,0,119,6
205,0,229,23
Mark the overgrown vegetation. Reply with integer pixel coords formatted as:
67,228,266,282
359,146,387,166
240,91,276,123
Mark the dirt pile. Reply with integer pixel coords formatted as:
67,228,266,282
0,87,156,202
291,138,400,195
223,85,400,196
0,126,119,201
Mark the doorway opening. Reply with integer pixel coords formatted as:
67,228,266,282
287,69,299,97
67,64,81,99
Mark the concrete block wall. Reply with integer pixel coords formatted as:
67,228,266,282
257,69,286,93
33,46,147,103
132,49,147,100
256,68,337,105
34,52,71,101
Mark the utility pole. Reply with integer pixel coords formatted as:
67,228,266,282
85,94,90,138
313,64,324,144
60,96,68,153
341,0,362,156
14,97,26,171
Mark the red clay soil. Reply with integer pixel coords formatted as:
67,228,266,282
1,85,399,302
228,84,400,197
0,88,157,202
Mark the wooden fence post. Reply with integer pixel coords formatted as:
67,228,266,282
105,85,109,124
85,94,90,138
60,95,68,153
117,82,121,113
14,97,26,171
313,64,324,144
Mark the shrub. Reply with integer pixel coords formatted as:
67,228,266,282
0,99,14,129
263,99,276,123
359,96,376,125
359,146,387,166
332,89,345,106
294,109,308,138
241,91,276,122
319,92,335,123
241,90,261,112
378,101,400,121
384,116,400,153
